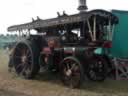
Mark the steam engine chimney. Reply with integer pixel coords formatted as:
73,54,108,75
78,0,88,12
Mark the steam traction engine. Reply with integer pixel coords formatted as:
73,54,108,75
7,0,118,88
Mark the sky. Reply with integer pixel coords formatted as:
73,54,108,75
1,0,128,34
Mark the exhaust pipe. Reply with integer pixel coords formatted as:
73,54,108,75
78,0,88,12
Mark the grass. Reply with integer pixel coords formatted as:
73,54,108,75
0,49,128,96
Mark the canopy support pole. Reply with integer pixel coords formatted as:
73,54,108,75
87,19,93,41
109,19,112,40
93,16,96,41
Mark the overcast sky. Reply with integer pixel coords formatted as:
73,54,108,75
1,0,128,34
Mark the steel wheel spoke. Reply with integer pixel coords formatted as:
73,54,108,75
27,54,31,58
13,56,21,58
26,50,31,57
71,63,76,70
16,63,24,69
66,63,70,70
20,62,29,75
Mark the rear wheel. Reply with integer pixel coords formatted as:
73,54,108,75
12,40,40,79
60,57,84,88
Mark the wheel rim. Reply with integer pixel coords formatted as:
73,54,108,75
13,43,33,78
61,58,81,88
87,58,106,81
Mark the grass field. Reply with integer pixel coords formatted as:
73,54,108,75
0,49,128,96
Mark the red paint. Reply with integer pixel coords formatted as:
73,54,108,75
102,41,112,48
42,47,51,54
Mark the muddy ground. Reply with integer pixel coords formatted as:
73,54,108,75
0,49,128,96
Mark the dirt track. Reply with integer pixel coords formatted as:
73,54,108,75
0,49,128,96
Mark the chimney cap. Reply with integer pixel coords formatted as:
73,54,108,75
78,0,88,12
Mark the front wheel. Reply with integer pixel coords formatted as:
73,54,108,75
60,56,84,88
86,55,108,81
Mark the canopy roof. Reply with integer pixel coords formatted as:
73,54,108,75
7,9,118,32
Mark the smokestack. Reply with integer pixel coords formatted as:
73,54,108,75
78,0,88,12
